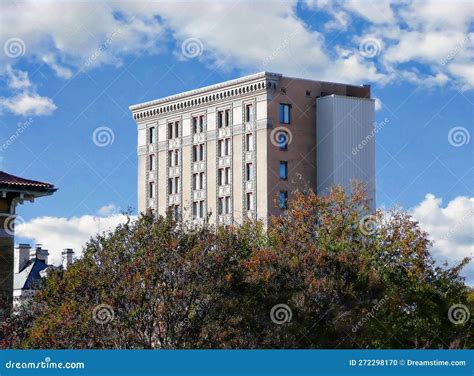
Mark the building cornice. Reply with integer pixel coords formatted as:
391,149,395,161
129,72,282,122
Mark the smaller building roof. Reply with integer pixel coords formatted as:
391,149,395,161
14,258,49,290
0,171,55,190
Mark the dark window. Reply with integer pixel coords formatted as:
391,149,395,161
218,111,223,128
149,127,156,144
245,104,253,122
305,90,311,96
279,161,288,180
279,191,288,209
278,131,288,150
279,104,291,124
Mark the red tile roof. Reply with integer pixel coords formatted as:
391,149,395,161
0,171,55,189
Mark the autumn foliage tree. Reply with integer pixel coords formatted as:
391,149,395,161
1,184,471,349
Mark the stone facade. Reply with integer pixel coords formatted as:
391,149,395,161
130,72,374,226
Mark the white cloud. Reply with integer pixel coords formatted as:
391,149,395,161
411,194,474,284
0,91,57,116
1,0,473,117
0,66,57,116
19,213,134,266
374,97,382,111
342,0,396,24
97,204,119,216
3,66,32,90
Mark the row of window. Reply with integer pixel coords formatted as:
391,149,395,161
150,161,287,197
156,192,288,219
149,188,288,212
147,102,291,144
149,134,253,171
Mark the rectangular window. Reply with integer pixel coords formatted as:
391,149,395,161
279,104,291,124
172,205,180,219
192,117,198,134
279,161,288,180
218,197,224,215
225,167,231,185
245,104,253,122
175,177,180,194
192,202,198,218
168,123,173,139
149,182,155,199
199,201,204,218
199,172,204,190
174,150,179,166
279,131,288,151
168,178,173,195
225,109,230,127
149,127,156,144
218,168,223,186
224,138,230,156
199,144,204,161
192,173,197,190
218,111,223,128
279,191,288,209
246,192,254,210
246,133,253,152
174,122,179,138
168,151,173,167
218,140,223,157
149,154,155,171
199,115,204,133
225,196,230,214
246,163,253,181
193,146,198,162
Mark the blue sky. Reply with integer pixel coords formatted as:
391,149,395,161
0,0,472,281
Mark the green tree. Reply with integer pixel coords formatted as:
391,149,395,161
1,185,471,349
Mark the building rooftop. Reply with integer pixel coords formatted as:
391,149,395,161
14,258,49,291
129,71,281,111
0,171,56,192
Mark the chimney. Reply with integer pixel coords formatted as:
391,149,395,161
33,245,49,265
61,249,74,270
14,244,31,273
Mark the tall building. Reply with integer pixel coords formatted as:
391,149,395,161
129,72,375,226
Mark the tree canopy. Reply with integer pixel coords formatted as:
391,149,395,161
1,184,471,349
